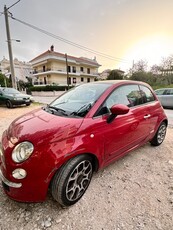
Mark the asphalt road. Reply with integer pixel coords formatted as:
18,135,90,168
0,104,173,230
33,96,173,126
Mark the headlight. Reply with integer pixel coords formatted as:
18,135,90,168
12,141,34,163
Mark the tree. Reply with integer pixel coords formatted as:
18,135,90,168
160,55,173,69
107,70,124,80
128,60,148,75
0,73,10,87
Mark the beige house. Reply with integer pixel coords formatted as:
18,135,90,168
30,46,101,86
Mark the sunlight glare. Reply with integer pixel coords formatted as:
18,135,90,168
123,35,173,67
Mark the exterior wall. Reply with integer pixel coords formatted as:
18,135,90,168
35,73,95,86
31,50,100,86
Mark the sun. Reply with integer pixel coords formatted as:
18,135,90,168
123,35,173,68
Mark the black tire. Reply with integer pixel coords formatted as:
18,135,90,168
6,100,13,108
150,122,167,146
51,154,93,207
26,103,31,106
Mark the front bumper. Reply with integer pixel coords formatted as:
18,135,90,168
0,133,50,202
0,162,48,202
0,168,22,188
11,99,30,105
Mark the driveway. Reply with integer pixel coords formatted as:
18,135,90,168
0,104,173,229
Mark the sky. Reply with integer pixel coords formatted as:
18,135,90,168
0,0,173,72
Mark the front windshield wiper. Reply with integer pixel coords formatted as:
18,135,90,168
70,102,93,117
47,105,69,116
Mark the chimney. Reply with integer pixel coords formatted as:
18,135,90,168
50,45,54,52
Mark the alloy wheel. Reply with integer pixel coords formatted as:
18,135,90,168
66,160,92,201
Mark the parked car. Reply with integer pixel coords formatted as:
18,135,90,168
0,80,168,206
0,87,31,108
155,88,173,108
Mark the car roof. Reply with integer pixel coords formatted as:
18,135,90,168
88,80,149,86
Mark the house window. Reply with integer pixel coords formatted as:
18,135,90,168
72,66,76,73
73,78,76,84
43,65,46,72
87,78,90,82
87,68,90,74
81,77,84,82
80,67,84,72
68,66,71,72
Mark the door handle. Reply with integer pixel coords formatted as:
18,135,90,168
144,114,151,119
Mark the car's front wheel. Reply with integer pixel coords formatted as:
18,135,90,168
6,100,13,108
150,122,167,146
51,154,93,207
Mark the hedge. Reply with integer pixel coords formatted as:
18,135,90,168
29,85,73,92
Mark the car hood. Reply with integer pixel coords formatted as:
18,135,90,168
6,93,30,98
7,108,83,145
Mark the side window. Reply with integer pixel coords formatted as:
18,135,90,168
165,89,173,95
95,85,142,117
155,89,165,95
105,84,142,109
139,85,155,103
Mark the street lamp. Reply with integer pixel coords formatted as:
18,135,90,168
10,39,21,42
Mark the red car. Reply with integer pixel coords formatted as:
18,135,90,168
0,80,168,206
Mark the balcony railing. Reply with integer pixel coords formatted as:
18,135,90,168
32,68,97,75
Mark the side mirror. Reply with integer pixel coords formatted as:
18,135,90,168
107,104,129,123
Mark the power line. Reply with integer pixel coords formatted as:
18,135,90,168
7,0,21,10
10,15,131,64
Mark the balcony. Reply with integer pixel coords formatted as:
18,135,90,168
32,68,98,77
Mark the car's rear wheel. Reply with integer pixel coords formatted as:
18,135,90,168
6,100,13,108
51,154,93,207
150,122,167,146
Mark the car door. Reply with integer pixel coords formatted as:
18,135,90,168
93,84,150,163
164,89,173,107
139,84,161,135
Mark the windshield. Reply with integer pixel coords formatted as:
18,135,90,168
3,88,20,94
47,83,111,117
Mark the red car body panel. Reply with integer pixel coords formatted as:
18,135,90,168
0,80,168,202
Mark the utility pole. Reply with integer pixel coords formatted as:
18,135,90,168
4,5,17,89
65,53,69,90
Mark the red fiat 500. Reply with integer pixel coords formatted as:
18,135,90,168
0,80,168,206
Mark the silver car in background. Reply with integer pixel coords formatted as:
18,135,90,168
155,88,173,108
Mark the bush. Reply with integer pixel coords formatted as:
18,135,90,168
152,84,173,90
29,85,73,92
